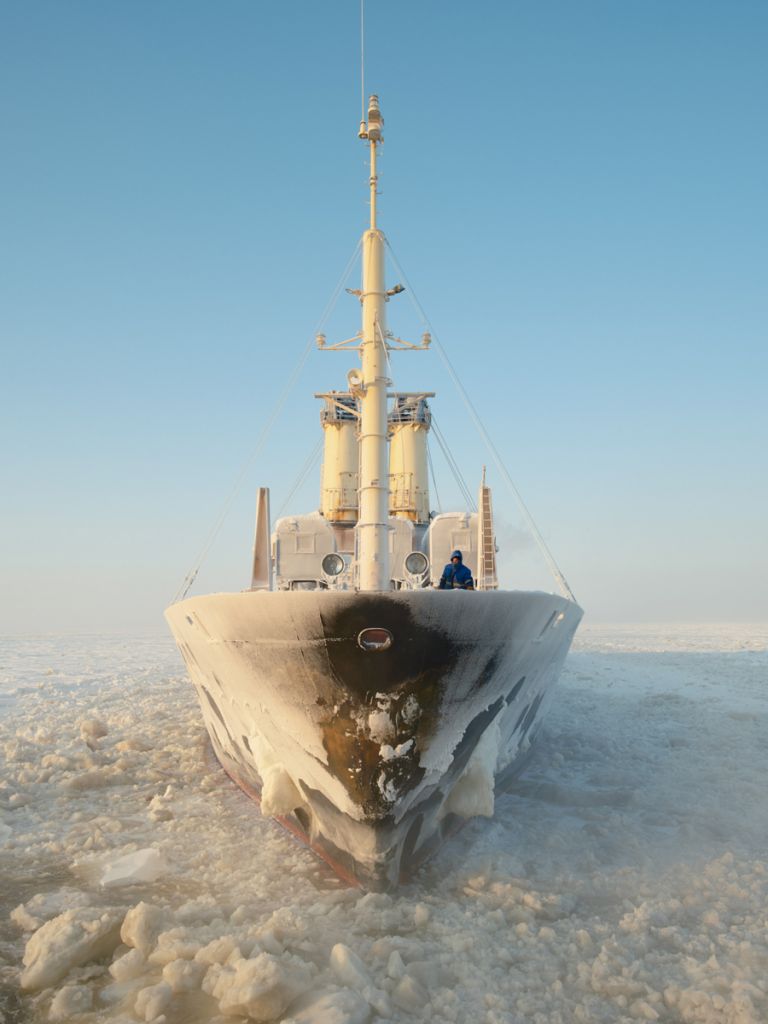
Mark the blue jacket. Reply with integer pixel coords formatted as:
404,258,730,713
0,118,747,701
439,559,474,590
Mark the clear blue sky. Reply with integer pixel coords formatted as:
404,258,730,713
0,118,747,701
2,1,766,632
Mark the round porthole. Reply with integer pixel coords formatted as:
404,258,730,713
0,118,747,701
357,627,393,652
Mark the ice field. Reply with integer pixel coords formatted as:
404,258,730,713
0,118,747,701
1,624,766,1023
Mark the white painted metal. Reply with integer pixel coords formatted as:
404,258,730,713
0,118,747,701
250,487,272,590
272,513,336,590
387,515,415,586
357,95,391,591
427,511,480,587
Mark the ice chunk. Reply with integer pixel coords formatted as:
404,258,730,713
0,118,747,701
401,694,420,725
229,905,250,925
109,947,147,982
101,848,167,888
21,908,123,991
40,753,73,770
5,738,35,763
162,957,206,992
260,764,304,817
285,987,372,1024
628,1000,660,1021
147,926,201,965
115,737,151,752
413,902,431,927
387,950,405,980
392,973,430,1012
367,710,394,744
253,926,283,955
376,772,399,803
134,980,173,1021
148,793,174,822
440,719,500,819
99,976,147,1007
195,935,241,965
380,739,414,762
11,889,90,932
330,943,371,991
204,952,314,1020
63,769,112,792
406,959,452,989
80,718,108,747
48,984,93,1020
120,902,170,955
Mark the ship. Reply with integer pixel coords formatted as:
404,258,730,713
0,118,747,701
166,95,583,890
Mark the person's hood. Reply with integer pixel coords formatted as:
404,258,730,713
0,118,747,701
450,550,463,561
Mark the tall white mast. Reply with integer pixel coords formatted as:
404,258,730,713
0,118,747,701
356,95,390,591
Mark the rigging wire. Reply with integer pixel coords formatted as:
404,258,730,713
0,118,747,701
426,438,443,514
170,239,363,605
431,416,476,512
384,237,577,603
275,437,323,520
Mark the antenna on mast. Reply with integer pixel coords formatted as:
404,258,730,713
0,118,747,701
359,0,366,132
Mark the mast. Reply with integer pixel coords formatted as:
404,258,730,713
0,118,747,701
356,95,390,591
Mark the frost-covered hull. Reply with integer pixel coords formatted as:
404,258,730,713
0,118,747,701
166,589,581,889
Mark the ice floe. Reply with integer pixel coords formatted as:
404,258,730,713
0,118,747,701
0,627,766,1022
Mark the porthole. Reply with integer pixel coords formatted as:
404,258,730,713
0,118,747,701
357,627,394,652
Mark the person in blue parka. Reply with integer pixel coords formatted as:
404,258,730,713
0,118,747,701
438,550,474,590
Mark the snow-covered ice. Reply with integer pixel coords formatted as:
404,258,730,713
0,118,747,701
101,849,168,890
1,625,766,1022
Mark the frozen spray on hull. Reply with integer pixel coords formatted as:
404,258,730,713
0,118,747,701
166,588,582,889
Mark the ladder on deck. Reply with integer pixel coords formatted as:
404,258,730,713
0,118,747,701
476,467,498,591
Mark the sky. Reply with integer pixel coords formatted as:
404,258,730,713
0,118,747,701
1,0,766,632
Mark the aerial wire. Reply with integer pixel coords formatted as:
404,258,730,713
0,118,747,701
426,439,443,513
431,416,476,511
385,237,576,603
360,0,366,122
170,240,362,604
276,437,324,520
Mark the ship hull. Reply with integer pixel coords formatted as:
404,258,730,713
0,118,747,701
166,589,582,889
